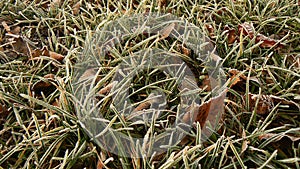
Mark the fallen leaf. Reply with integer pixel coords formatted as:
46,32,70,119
160,23,175,40
158,0,168,8
97,159,104,169
1,21,10,33
30,46,64,61
98,83,114,95
224,25,236,44
199,75,212,91
72,1,81,15
255,34,284,49
6,34,31,56
50,0,61,9
44,73,55,79
247,93,300,115
178,44,191,56
183,89,227,129
228,69,260,88
241,129,249,154
132,93,159,112
259,133,300,142
49,51,64,61
238,22,284,49
205,24,214,37
11,26,21,34
31,74,57,96
238,22,255,38
30,48,42,58
78,68,97,83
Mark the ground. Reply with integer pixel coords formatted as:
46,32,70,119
0,0,299,168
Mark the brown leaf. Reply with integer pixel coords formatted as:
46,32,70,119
1,21,10,33
205,24,214,37
160,23,175,40
31,48,42,58
49,51,64,61
255,34,284,49
31,46,64,61
199,75,212,91
224,25,236,44
132,93,159,112
0,105,10,120
178,44,190,56
31,74,57,95
259,133,300,142
0,105,7,114
228,69,260,88
183,90,227,129
11,36,31,56
241,129,249,154
97,159,104,169
228,69,247,88
238,22,255,38
238,22,284,49
158,0,168,8
79,68,97,82
247,93,300,115
44,73,55,79
72,1,81,15
50,0,61,9
98,83,114,95
11,26,21,34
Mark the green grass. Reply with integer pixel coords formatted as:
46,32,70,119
0,0,300,168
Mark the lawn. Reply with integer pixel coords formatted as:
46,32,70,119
0,0,299,168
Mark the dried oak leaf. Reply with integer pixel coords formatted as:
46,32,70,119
177,44,191,56
97,159,104,169
0,104,10,118
199,75,219,92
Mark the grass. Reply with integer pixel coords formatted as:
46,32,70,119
0,0,300,168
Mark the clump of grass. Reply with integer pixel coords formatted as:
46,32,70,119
0,0,299,168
